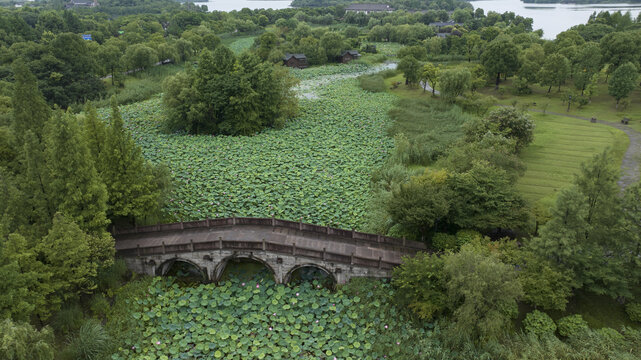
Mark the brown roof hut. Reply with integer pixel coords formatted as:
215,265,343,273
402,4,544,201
339,50,361,63
283,54,308,69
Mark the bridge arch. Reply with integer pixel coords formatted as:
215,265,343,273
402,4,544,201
213,254,277,283
155,257,209,282
284,263,337,288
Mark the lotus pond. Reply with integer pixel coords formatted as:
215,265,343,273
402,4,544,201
115,71,396,229
110,276,434,359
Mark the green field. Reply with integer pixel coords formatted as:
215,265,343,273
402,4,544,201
112,66,395,229
516,112,628,210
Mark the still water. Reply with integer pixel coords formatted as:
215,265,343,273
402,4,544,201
196,0,641,39
469,0,641,38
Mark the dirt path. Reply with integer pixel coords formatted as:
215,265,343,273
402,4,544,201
526,109,641,189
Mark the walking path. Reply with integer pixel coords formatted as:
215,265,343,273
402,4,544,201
520,109,641,189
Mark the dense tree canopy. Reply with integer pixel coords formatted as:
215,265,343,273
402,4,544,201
163,46,298,135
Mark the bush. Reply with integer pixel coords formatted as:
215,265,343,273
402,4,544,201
358,74,386,92
513,76,532,95
89,294,110,320
557,314,589,337
65,319,111,360
0,319,55,360
379,69,399,79
523,310,556,337
432,233,458,251
96,259,130,296
626,302,641,322
52,304,85,336
455,229,481,247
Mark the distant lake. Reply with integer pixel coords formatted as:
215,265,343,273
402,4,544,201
469,0,641,38
193,0,292,12
195,0,641,39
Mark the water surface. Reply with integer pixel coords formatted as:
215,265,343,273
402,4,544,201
469,0,641,38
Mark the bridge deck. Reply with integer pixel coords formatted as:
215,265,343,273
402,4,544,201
114,218,427,268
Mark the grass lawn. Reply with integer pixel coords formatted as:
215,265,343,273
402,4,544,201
516,112,628,212
482,73,641,133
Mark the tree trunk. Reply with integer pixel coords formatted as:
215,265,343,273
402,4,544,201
111,68,115,86
432,84,435,95
547,86,552,93
616,99,619,109
495,73,500,89
581,87,584,96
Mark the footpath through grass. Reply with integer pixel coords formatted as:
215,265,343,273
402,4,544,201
516,112,628,211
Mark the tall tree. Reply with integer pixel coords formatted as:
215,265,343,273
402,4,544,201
538,53,571,93
444,243,523,343
44,111,109,235
481,36,520,89
573,43,602,95
99,99,163,224
438,68,471,102
398,55,421,86
420,62,440,95
11,62,51,145
608,62,638,108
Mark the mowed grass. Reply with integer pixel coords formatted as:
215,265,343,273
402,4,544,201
517,112,628,210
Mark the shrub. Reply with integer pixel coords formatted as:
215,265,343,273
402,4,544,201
96,259,130,295
379,69,399,79
513,76,532,95
358,74,386,92
0,319,55,360
557,314,589,337
626,302,641,322
432,233,458,251
455,229,481,247
89,294,110,320
65,319,111,360
523,310,556,337
52,304,85,336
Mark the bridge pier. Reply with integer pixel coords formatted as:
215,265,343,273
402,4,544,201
121,250,391,285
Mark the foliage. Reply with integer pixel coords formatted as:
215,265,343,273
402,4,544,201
438,68,471,102
387,170,451,236
523,310,557,337
117,76,395,229
608,62,639,107
455,229,481,247
163,47,298,135
89,294,111,320
444,243,523,343
432,232,458,251
52,304,85,336
464,107,534,152
447,161,530,231
626,303,641,323
112,277,433,359
0,319,55,360
481,36,520,88
398,56,421,86
420,62,440,96
557,314,589,337
538,53,570,92
95,100,165,224
65,319,112,360
387,98,469,165
358,73,386,93
505,243,572,311
392,252,447,320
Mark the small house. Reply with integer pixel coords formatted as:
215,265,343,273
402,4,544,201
65,0,99,8
283,54,308,69
339,50,361,63
345,3,394,14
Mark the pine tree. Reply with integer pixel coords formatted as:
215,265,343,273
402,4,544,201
82,102,107,163
11,62,51,145
18,131,53,238
100,98,161,224
35,214,98,317
44,111,109,235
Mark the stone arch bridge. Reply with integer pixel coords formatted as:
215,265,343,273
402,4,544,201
113,217,426,284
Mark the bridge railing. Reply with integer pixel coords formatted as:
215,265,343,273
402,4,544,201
113,217,426,251
117,238,400,270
